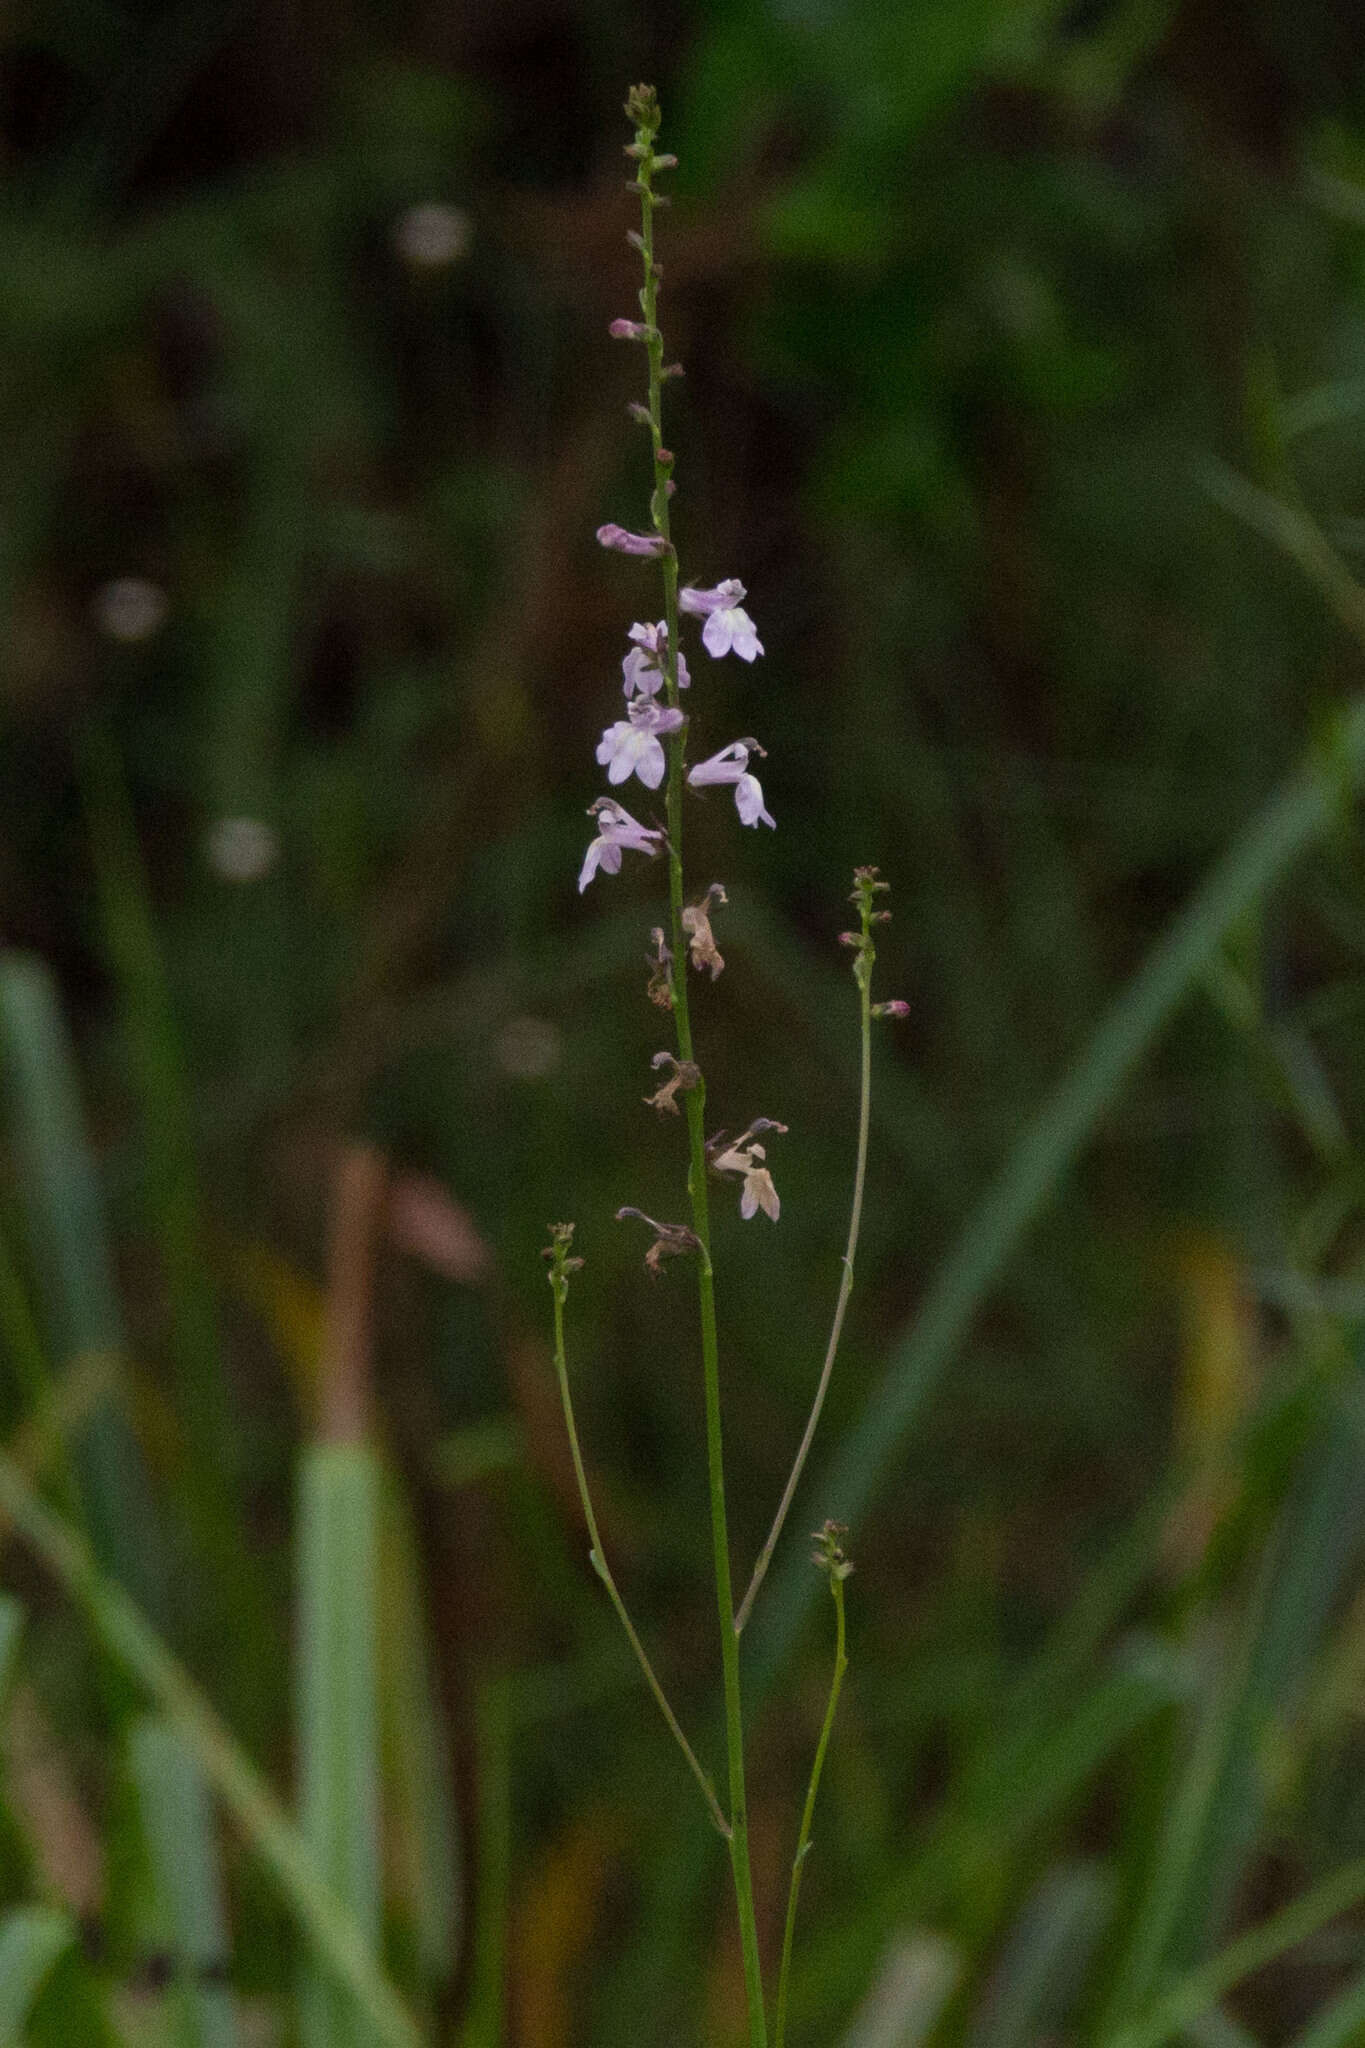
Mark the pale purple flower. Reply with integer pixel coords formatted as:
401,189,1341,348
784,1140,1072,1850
734,772,775,829
678,579,764,661
598,523,668,557
622,620,689,699
596,698,685,790
578,797,664,893
608,318,654,341
686,740,775,829
712,1140,781,1221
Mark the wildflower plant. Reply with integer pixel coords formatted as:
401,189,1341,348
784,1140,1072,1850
546,85,903,2046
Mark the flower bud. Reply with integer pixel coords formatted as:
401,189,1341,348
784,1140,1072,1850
609,318,653,341
872,1000,910,1019
597,523,668,557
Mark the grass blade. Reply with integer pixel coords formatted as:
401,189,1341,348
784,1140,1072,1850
0,1446,422,2048
379,1476,460,1996
837,1930,959,2048
0,1905,77,2045
1284,1965,1365,2048
967,1861,1113,2048
127,1715,239,2048
79,726,236,1492
297,1443,382,2048
1101,1853,1365,2048
1100,1337,1365,2032
0,953,168,1625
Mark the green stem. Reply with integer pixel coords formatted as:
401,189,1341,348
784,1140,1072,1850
549,1269,730,1838
774,1563,848,2048
631,101,768,2045
735,905,874,1636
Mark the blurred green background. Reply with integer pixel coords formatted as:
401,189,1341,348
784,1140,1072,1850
9,0,1365,2043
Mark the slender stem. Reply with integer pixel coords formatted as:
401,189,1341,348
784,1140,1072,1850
631,103,768,2045
549,1270,730,1838
735,933,872,1635
774,1565,848,2048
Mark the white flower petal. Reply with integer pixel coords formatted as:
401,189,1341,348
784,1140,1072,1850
734,773,775,829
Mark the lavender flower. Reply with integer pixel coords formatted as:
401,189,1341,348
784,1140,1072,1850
623,620,689,698
598,523,669,558
678,579,764,661
578,796,665,892
596,698,686,790
686,740,776,829
608,318,655,341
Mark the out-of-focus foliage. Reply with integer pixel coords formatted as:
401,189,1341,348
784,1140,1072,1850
6,0,1365,2041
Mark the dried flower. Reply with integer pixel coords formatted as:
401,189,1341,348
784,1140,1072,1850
615,1206,701,1276
623,620,689,698
687,741,775,830
645,926,674,1008
596,698,685,790
644,1050,701,1115
681,883,727,979
597,523,669,557
578,797,664,892
678,579,764,661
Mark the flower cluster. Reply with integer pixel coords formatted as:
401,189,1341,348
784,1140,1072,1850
579,576,774,889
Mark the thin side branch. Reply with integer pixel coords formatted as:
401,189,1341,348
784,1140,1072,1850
549,1268,730,1840
735,901,875,1635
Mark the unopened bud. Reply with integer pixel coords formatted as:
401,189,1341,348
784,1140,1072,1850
624,83,661,136
597,523,669,557
661,362,685,380
872,1000,910,1019
627,401,651,424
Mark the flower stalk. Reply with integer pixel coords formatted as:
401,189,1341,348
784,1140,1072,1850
625,82,768,2044
565,85,891,2044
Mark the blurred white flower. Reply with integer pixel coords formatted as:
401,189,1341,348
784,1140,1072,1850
496,1015,562,1079
93,577,167,644
203,815,280,883
392,202,471,269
